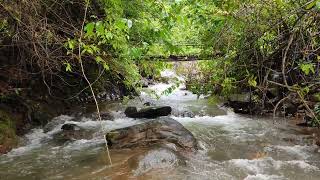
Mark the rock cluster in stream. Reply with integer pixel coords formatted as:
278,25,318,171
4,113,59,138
106,117,198,151
47,105,198,153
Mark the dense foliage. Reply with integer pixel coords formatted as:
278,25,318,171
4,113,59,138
0,0,181,101
182,0,320,123
0,0,319,125
188,0,320,94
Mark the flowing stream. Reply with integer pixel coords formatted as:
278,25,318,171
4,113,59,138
1,70,320,180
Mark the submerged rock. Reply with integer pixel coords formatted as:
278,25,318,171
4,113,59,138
129,147,186,176
124,107,138,116
172,110,195,118
140,78,149,88
90,111,114,121
61,123,80,131
43,115,76,133
106,117,198,151
79,110,115,121
53,123,93,142
124,106,172,119
224,100,261,115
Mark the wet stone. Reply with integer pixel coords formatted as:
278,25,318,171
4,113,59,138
53,123,94,143
43,115,75,133
106,117,198,151
129,147,186,176
124,106,172,119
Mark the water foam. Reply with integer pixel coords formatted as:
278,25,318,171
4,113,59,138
244,174,286,180
229,157,319,175
7,128,49,156
269,145,315,160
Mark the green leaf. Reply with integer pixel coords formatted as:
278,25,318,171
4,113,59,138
84,22,95,37
317,1,320,10
90,45,100,53
303,86,310,94
306,1,316,10
95,56,103,63
105,32,113,40
64,62,72,72
68,39,76,50
115,19,127,31
306,1,320,10
300,63,315,75
248,76,257,87
86,48,93,54
129,48,142,59
95,56,109,70
96,21,105,36
102,62,109,70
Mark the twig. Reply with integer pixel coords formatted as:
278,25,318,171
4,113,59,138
77,0,112,165
297,92,320,125
282,34,294,88
273,96,288,120
279,32,319,123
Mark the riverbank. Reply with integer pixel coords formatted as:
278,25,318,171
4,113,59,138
0,94,70,154
0,77,134,154
1,78,320,179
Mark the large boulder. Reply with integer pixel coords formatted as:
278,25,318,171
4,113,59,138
106,117,198,151
124,106,172,119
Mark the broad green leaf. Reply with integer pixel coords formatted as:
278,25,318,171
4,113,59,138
115,19,127,31
306,1,316,10
248,76,257,87
317,1,320,10
300,63,315,75
129,48,142,59
84,22,95,37
96,21,105,36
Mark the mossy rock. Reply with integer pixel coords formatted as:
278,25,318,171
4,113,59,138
0,110,18,154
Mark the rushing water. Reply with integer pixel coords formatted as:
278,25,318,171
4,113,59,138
1,70,320,180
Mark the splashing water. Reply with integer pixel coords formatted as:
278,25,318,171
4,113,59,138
1,69,320,180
